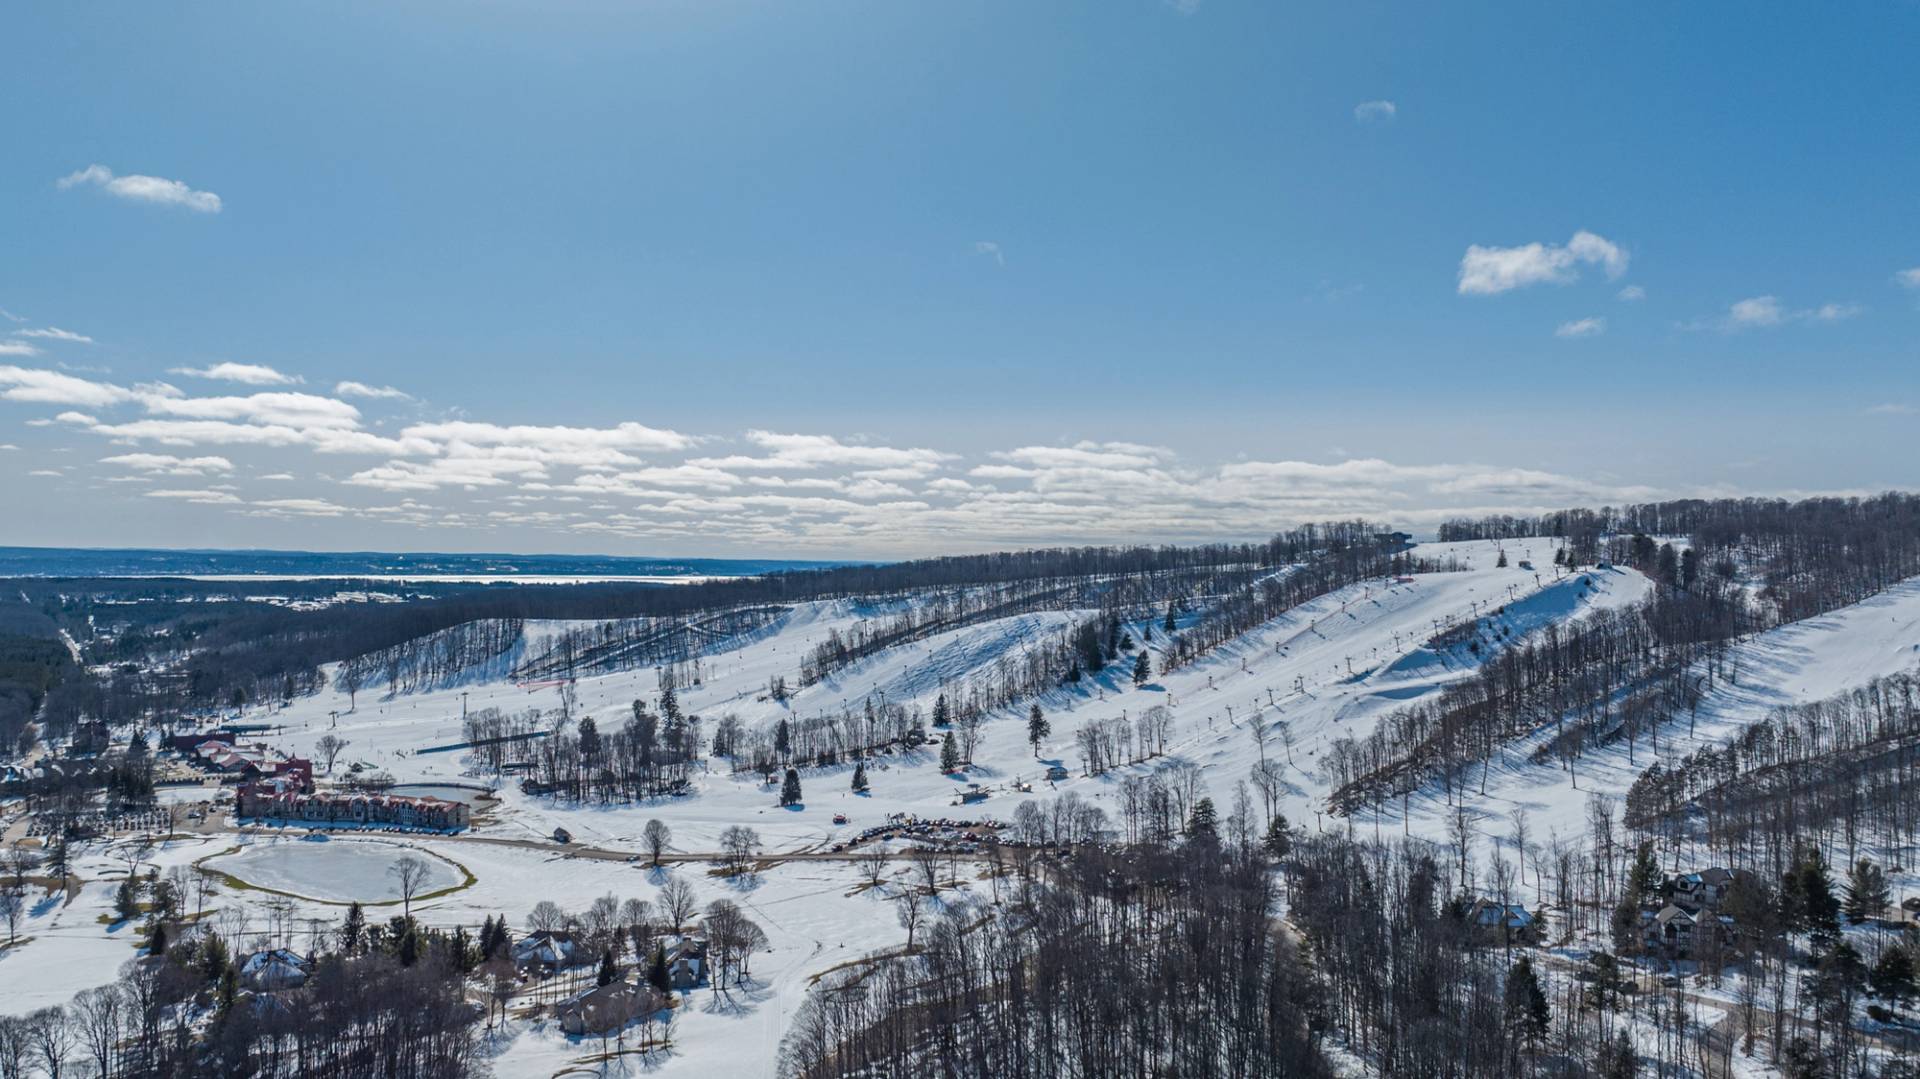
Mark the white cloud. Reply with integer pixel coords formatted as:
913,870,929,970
1866,403,1917,416
100,452,234,476
1727,295,1784,328
1895,267,1920,289
972,241,1004,266
1616,285,1646,301
692,431,952,476
144,488,243,504
0,366,139,407
1457,230,1628,296
15,327,93,344
1353,100,1396,122
335,381,411,400
252,498,350,516
169,362,301,386
1554,316,1607,338
997,441,1166,470
144,391,362,429
1694,295,1860,332
58,165,222,213
0,342,40,357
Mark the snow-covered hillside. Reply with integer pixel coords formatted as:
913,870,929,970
12,536,1920,1078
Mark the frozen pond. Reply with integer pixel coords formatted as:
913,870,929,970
203,839,467,904
387,783,493,807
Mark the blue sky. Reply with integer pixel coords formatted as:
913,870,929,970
3,2,1918,556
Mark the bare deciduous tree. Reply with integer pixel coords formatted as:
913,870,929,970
314,734,351,774
388,855,432,919
659,877,698,932
643,818,671,866
893,889,926,950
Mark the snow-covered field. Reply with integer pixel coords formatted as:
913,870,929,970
9,536,1920,1076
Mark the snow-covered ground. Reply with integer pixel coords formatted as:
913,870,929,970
9,536,1920,1076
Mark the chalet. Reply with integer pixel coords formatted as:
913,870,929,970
1463,899,1539,946
555,980,665,1036
240,949,313,991
513,930,582,974
1673,868,1738,910
1640,904,1734,958
663,935,708,991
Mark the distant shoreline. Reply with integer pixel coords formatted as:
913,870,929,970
0,544,858,580
110,573,738,585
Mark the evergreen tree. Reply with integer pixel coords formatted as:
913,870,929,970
396,920,425,967
578,715,602,761
1843,858,1891,924
780,768,803,807
932,694,951,728
147,920,169,956
1870,943,1915,1006
1132,651,1152,686
1027,704,1050,757
1496,549,1508,568
1785,848,1840,943
114,876,141,923
1187,797,1218,842
216,964,239,1017
940,733,960,773
648,945,671,994
851,761,869,793
1680,547,1699,589
1263,814,1292,860
1626,840,1663,905
597,947,618,986
340,901,367,955
1163,601,1177,634
1504,955,1549,1048
775,719,792,760
450,925,478,973
201,934,230,982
